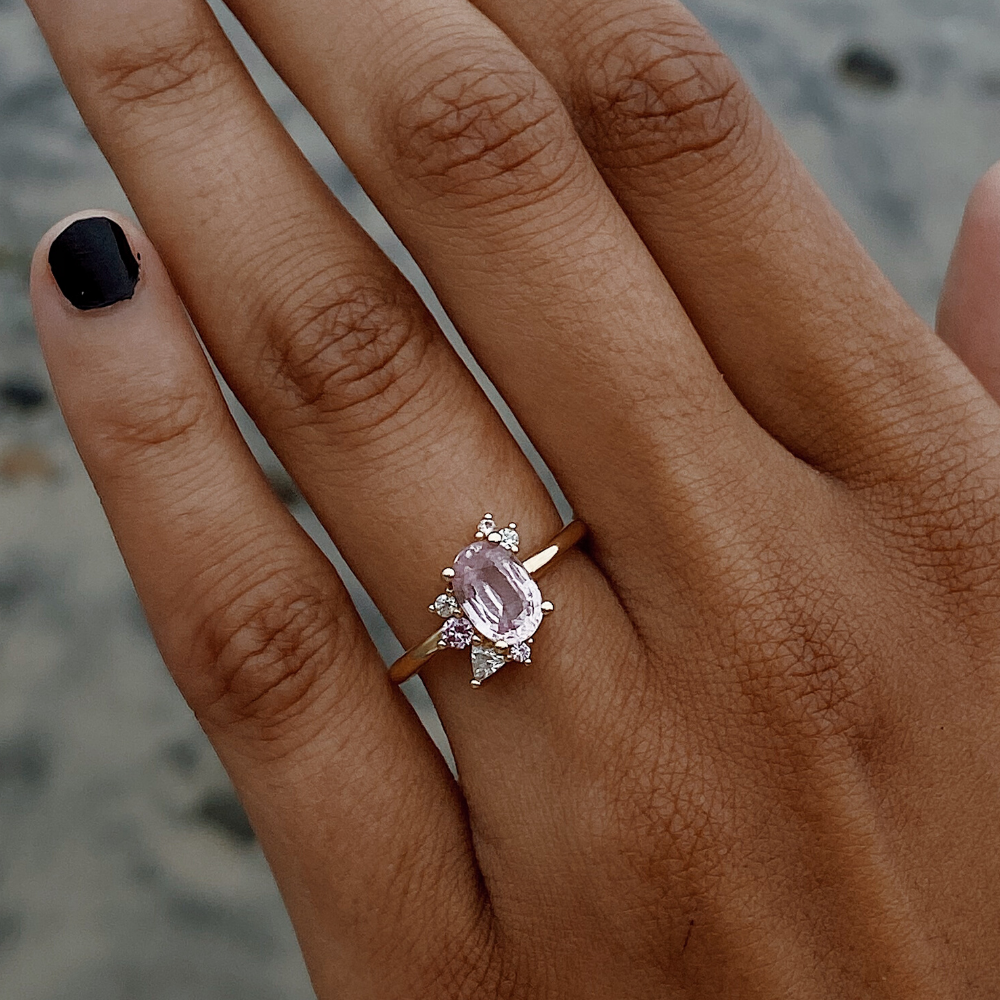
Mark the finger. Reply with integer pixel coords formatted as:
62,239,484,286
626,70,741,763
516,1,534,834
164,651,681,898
217,0,795,569
466,0,986,483
937,162,1000,403
31,213,487,997
24,0,640,891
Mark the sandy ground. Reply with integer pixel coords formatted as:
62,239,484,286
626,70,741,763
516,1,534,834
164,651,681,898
1,0,999,996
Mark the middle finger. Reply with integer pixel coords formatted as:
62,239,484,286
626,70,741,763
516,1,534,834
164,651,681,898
222,0,797,578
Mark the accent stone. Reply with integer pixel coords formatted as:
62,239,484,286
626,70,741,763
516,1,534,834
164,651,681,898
471,645,507,682
510,642,532,663
430,593,460,618
477,516,496,536
452,540,543,644
440,617,475,649
497,527,520,551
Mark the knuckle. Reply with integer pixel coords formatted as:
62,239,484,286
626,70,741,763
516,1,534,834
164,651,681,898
387,50,576,210
193,568,352,744
94,380,215,458
572,17,750,175
93,16,224,112
262,272,435,437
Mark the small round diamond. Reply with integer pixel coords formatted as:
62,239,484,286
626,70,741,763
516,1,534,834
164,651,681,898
430,593,460,618
497,527,520,550
478,515,496,536
510,642,531,663
440,617,475,649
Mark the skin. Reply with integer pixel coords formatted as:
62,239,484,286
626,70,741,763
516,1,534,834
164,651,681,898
21,0,1000,995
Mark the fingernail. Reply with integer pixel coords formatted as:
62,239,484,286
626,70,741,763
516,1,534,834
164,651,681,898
48,217,140,311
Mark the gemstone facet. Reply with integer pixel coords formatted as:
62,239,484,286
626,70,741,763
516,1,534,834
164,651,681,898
452,540,543,644
440,617,475,649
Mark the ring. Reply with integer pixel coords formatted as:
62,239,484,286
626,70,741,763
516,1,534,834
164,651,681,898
388,514,587,687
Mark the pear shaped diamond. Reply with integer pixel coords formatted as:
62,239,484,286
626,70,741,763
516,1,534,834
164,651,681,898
471,645,507,683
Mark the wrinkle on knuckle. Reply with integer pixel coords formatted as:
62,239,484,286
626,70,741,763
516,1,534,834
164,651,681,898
192,570,353,747
93,17,225,113
262,272,435,438
388,51,577,211
572,18,751,178
94,379,215,459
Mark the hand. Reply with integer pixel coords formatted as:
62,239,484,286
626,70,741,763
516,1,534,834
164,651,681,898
24,0,1000,995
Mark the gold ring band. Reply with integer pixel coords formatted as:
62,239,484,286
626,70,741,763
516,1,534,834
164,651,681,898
388,519,586,686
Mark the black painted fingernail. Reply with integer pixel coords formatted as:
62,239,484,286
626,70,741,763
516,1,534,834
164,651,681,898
48,217,140,311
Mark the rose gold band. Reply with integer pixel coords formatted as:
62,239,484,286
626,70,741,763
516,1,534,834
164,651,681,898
388,519,587,685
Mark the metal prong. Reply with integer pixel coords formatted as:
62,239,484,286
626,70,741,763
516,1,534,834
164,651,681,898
474,531,485,539
508,522,517,529
470,679,482,688
510,545,519,554
441,567,456,580
541,600,555,615
487,531,502,543
483,512,493,520
495,640,509,651
436,640,447,649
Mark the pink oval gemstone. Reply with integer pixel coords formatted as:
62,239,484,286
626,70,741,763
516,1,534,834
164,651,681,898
452,541,543,644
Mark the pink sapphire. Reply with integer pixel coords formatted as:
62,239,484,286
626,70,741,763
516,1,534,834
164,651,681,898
510,642,531,663
440,617,475,649
452,541,543,644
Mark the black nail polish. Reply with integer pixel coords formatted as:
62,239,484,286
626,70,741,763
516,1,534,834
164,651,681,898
48,217,140,311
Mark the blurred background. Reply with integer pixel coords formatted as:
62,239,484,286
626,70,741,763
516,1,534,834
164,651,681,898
1,0,999,996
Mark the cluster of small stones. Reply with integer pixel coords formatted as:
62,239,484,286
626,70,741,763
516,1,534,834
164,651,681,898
429,514,537,685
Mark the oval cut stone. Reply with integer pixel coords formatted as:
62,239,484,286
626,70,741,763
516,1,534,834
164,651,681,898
452,541,543,644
